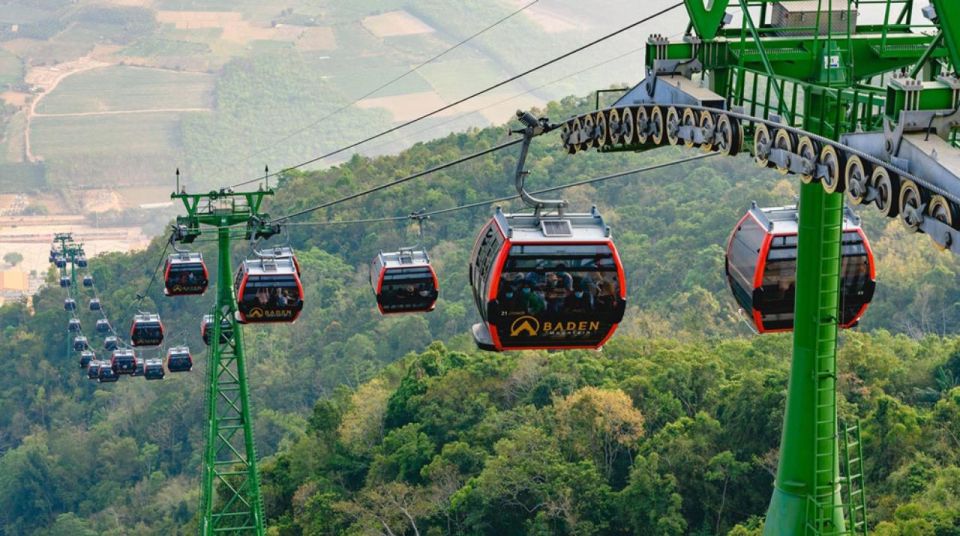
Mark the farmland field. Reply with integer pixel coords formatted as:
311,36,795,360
31,112,193,187
0,50,22,87
35,66,215,114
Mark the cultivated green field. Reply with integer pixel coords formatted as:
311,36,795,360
33,111,195,187
31,112,187,157
417,58,506,99
35,66,215,114
0,49,22,87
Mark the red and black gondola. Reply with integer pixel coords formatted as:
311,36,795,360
725,204,876,333
68,318,81,332
87,360,102,380
95,319,110,334
130,313,164,346
166,346,193,373
144,358,165,380
469,207,627,352
64,298,76,311
89,298,101,311
98,364,119,383
79,350,94,369
163,252,209,296
234,257,303,323
104,336,119,352
370,249,439,314
73,335,88,352
111,349,137,375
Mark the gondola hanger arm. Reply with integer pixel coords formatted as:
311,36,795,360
511,110,567,215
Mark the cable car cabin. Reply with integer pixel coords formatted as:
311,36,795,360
166,347,193,373
163,252,209,296
201,314,233,345
79,351,94,369
96,319,110,334
73,336,88,352
59,276,71,288
68,318,81,332
130,313,164,346
98,365,119,383
261,246,301,276
111,349,137,375
131,360,145,377
87,361,101,380
469,207,627,352
234,257,303,323
370,249,439,314
82,275,93,288
104,336,119,352
76,256,88,268
55,256,66,269
144,358,165,380
64,298,76,311
89,298,101,311
725,204,876,333
49,249,57,263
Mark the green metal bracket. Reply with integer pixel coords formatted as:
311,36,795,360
684,0,730,40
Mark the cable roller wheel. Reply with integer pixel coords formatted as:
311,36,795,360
619,107,635,145
582,114,597,149
870,166,899,218
898,179,924,232
796,136,819,184
635,106,649,144
681,108,698,148
606,108,621,145
649,106,665,146
562,122,577,155
753,123,771,167
665,106,681,146
594,111,608,147
569,117,584,153
715,114,741,156
819,144,846,194
773,129,794,175
699,110,716,152
928,195,956,250
844,155,870,205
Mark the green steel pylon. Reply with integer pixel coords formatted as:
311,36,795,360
172,188,277,536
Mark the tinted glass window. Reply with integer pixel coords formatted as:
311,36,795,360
728,218,765,289
379,267,438,312
238,274,304,322
498,244,620,317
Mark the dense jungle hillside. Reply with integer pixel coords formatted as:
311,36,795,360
2,95,960,534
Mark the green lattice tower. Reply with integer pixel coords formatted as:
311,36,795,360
172,189,275,536
55,233,82,360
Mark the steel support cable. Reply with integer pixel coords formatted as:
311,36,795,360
272,138,524,222
230,2,685,188
231,0,540,175
282,152,718,226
